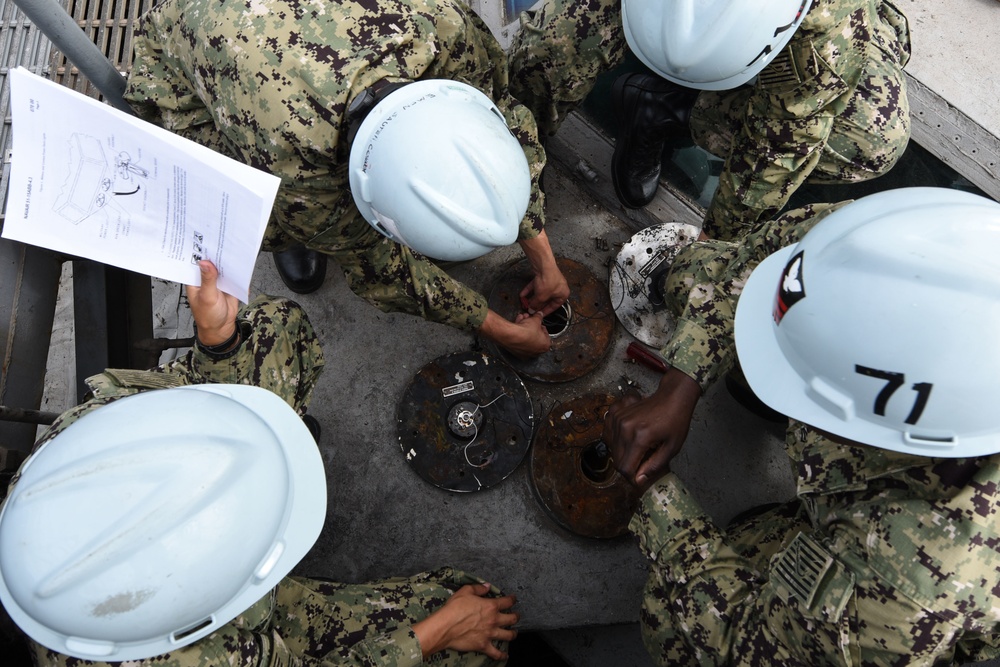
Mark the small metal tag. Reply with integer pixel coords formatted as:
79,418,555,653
442,381,474,397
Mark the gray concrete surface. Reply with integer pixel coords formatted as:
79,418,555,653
904,0,1000,141
254,162,794,631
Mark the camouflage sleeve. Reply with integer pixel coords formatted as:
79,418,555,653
497,94,546,241
272,569,506,667
629,474,867,665
627,474,768,664
326,235,490,332
158,295,325,414
29,296,324,458
122,5,216,133
659,202,849,390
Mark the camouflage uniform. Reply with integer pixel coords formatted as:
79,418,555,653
31,568,505,667
17,298,504,666
630,205,1000,665
124,0,547,332
508,0,911,240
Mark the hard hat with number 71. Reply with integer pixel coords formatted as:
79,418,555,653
735,187,1000,457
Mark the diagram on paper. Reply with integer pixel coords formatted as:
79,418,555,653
53,133,149,230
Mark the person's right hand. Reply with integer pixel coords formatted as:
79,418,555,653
187,260,240,347
412,584,519,660
602,367,701,492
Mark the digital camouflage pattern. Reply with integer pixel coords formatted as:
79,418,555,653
508,0,911,240
630,207,1000,665
31,568,507,667
124,0,547,332
656,201,847,392
507,0,626,140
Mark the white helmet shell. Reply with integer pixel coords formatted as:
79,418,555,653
0,384,326,661
622,0,812,90
736,188,1000,457
349,79,530,262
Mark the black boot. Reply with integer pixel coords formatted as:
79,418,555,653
273,244,327,294
611,73,698,209
301,414,321,444
724,372,787,424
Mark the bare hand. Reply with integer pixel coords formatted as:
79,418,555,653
506,312,551,358
517,230,569,317
602,368,701,492
479,310,551,359
413,584,519,660
187,260,240,346
519,267,569,317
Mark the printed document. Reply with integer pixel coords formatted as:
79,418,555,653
2,67,281,302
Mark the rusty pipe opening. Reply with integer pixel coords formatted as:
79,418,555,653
581,441,614,484
543,302,572,338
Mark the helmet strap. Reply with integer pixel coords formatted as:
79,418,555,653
345,80,412,146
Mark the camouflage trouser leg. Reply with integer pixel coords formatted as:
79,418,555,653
640,501,809,665
507,0,626,139
273,568,507,666
158,295,325,415
690,73,910,185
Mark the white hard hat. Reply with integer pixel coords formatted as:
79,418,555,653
622,0,813,90
348,79,530,262
0,385,326,661
735,187,1000,457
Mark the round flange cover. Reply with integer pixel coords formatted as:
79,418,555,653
484,257,615,383
397,351,533,492
609,222,699,348
530,393,641,539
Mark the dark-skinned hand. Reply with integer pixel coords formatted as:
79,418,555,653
602,367,702,493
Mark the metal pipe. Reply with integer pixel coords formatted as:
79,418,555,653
11,0,132,114
0,404,59,425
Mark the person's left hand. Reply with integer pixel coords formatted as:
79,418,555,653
187,260,241,346
412,583,519,660
519,266,569,317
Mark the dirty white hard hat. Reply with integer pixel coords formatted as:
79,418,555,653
0,384,326,661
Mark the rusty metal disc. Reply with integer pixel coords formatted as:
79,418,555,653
397,351,533,493
609,222,699,348
483,257,615,383
530,393,641,538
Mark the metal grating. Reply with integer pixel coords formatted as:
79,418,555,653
0,0,52,220
48,0,152,98
0,0,151,221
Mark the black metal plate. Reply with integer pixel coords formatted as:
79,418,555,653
397,351,533,492
530,393,641,538
483,257,615,383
